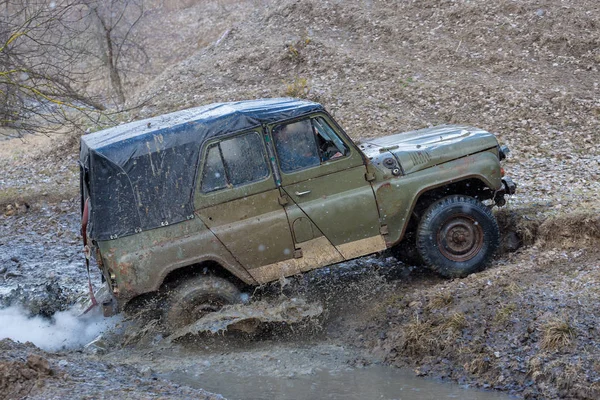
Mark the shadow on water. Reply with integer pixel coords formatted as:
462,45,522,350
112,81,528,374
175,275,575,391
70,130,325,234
163,364,515,400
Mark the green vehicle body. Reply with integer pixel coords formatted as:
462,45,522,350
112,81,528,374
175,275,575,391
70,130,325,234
80,99,514,314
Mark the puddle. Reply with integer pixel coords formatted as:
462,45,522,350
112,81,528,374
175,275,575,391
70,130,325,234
164,364,514,400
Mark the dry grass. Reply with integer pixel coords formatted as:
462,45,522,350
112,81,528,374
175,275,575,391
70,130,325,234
443,312,467,332
426,292,453,310
504,282,522,295
495,208,600,250
538,213,600,248
402,312,467,356
540,317,577,351
555,363,579,391
402,316,439,356
372,293,404,314
0,130,80,208
465,354,490,375
0,185,77,210
284,77,310,98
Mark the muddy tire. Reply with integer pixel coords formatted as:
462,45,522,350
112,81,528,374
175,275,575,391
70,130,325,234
163,275,241,330
416,195,499,278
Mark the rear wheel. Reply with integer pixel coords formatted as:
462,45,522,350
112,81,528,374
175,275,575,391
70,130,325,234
163,275,241,330
416,195,499,278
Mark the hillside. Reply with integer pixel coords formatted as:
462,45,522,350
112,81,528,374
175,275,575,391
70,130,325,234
1,0,599,399
135,0,599,213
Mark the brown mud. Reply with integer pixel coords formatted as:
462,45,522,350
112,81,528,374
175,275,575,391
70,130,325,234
1,0,600,398
0,338,223,400
349,216,600,399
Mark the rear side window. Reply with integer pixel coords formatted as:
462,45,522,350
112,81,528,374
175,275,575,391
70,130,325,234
201,132,269,193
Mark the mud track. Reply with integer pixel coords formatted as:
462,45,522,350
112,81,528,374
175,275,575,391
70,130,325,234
2,0,600,398
2,198,599,399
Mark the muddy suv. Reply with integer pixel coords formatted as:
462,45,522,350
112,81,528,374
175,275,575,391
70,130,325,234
80,98,515,323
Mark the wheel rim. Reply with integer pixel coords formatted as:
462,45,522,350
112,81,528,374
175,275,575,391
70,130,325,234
437,214,484,262
179,296,226,326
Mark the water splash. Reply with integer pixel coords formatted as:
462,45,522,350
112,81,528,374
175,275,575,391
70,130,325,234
0,305,120,351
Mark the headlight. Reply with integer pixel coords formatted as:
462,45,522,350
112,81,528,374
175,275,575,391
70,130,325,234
499,145,510,161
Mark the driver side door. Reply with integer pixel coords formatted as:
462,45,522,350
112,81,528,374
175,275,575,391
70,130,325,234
271,114,386,260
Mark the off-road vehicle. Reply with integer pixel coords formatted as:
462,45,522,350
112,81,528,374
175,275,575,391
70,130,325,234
79,98,516,324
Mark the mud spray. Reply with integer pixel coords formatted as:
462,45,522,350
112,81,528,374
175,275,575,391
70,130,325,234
0,306,120,351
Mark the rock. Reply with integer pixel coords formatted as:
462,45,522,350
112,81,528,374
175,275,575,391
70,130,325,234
139,366,154,377
4,205,16,217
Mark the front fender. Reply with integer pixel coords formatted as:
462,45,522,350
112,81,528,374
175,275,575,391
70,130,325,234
373,151,502,247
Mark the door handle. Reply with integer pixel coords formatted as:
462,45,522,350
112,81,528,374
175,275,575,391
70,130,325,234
295,190,311,196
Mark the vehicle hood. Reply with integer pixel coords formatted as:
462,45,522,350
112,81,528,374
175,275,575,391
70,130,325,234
359,125,498,175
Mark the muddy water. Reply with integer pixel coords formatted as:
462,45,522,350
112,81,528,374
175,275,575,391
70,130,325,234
165,364,513,400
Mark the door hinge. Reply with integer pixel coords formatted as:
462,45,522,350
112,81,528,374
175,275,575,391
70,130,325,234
365,172,376,182
379,225,389,235
278,195,289,206
294,249,303,258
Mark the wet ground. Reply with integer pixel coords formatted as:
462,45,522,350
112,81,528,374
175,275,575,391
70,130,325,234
0,201,523,399
2,184,600,400
2,0,600,395
160,349,515,400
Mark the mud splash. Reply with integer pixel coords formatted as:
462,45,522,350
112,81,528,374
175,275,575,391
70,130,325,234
167,298,323,340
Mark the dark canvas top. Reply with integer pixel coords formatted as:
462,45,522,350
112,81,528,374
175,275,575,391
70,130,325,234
80,98,323,241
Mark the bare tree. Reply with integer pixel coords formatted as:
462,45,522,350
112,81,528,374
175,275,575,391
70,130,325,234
85,0,147,105
0,0,149,137
0,0,106,136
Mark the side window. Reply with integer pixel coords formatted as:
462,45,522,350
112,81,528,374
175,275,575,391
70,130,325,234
312,117,349,161
273,117,349,173
273,120,320,173
201,144,228,192
200,132,269,193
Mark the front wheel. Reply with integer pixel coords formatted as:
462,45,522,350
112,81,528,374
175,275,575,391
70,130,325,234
416,195,499,278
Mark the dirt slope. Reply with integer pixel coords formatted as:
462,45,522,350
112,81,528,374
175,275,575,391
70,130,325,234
1,0,599,399
127,1,600,398
133,0,599,212
137,0,599,145
347,216,600,399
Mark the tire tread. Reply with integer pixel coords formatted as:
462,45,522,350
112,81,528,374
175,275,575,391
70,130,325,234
416,195,499,278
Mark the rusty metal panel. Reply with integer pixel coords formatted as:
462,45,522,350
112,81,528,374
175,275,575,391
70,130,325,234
336,235,387,259
249,236,344,284
97,217,255,309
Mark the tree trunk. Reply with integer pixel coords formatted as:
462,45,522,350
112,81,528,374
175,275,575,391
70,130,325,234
104,27,126,104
